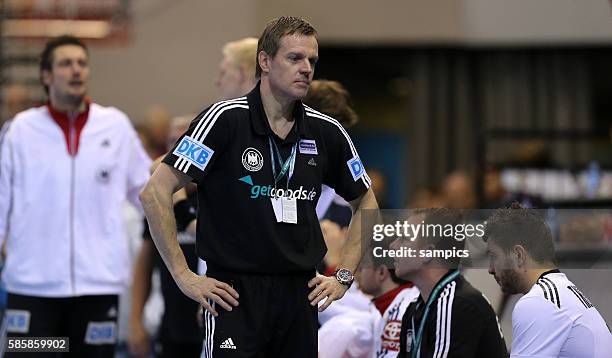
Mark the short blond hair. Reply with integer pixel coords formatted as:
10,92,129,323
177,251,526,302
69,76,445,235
223,37,258,76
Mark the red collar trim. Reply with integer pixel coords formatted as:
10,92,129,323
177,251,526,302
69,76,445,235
373,282,414,315
46,98,91,156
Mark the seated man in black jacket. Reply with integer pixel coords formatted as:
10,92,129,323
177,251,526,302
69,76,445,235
390,208,508,358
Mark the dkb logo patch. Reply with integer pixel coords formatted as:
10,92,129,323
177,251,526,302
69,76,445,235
173,136,214,171
347,156,364,181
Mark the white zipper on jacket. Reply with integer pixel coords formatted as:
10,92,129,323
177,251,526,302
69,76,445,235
68,113,77,295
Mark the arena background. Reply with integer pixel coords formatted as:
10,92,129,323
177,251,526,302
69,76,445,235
1,0,612,353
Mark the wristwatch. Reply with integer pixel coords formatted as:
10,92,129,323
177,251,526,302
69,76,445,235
333,268,354,287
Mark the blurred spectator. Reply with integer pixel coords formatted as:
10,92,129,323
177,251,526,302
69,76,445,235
368,168,388,209
215,37,258,100
442,170,477,208
118,105,171,356
119,105,171,356
304,79,358,128
0,35,150,357
408,186,445,209
130,115,201,358
304,80,358,225
137,105,172,159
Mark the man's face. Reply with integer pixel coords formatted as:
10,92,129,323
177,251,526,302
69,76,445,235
216,54,244,100
263,34,318,100
42,45,89,102
356,253,381,297
487,241,522,294
389,214,426,280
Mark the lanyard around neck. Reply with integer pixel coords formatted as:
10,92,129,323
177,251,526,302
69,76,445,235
268,136,297,188
411,270,460,358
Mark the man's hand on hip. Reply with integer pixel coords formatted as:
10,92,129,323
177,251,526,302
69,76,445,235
307,274,349,312
175,270,239,317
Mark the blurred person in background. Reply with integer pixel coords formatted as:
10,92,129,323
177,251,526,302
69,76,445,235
136,106,172,159
442,171,477,209
408,186,445,209
119,105,171,356
367,168,388,209
357,241,419,358
485,203,612,358
304,79,359,269
129,115,201,358
391,209,507,357
0,35,151,357
215,37,258,100
140,16,378,357
130,36,259,358
305,79,358,225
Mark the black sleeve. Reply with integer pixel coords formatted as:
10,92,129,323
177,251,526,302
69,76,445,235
162,105,233,183
173,198,196,232
399,301,415,357
427,296,506,358
142,199,196,240
322,122,370,202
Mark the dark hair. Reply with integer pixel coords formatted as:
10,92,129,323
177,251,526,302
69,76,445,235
303,80,358,128
39,35,88,93
483,202,556,264
256,16,317,78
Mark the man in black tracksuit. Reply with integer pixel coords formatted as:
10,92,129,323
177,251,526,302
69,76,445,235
390,209,507,358
139,16,379,357
398,271,507,357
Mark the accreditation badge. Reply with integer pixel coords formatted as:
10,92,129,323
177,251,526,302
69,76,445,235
271,197,283,223
281,197,297,224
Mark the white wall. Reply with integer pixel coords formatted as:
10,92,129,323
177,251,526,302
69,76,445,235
254,0,464,44
88,0,258,121
464,0,612,44
87,0,465,119
86,0,612,119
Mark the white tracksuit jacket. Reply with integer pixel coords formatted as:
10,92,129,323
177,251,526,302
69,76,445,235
0,102,151,297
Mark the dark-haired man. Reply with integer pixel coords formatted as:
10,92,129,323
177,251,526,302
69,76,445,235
391,209,507,358
0,35,151,357
140,16,378,357
485,204,612,358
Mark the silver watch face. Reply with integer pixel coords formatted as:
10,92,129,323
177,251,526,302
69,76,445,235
336,269,353,284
